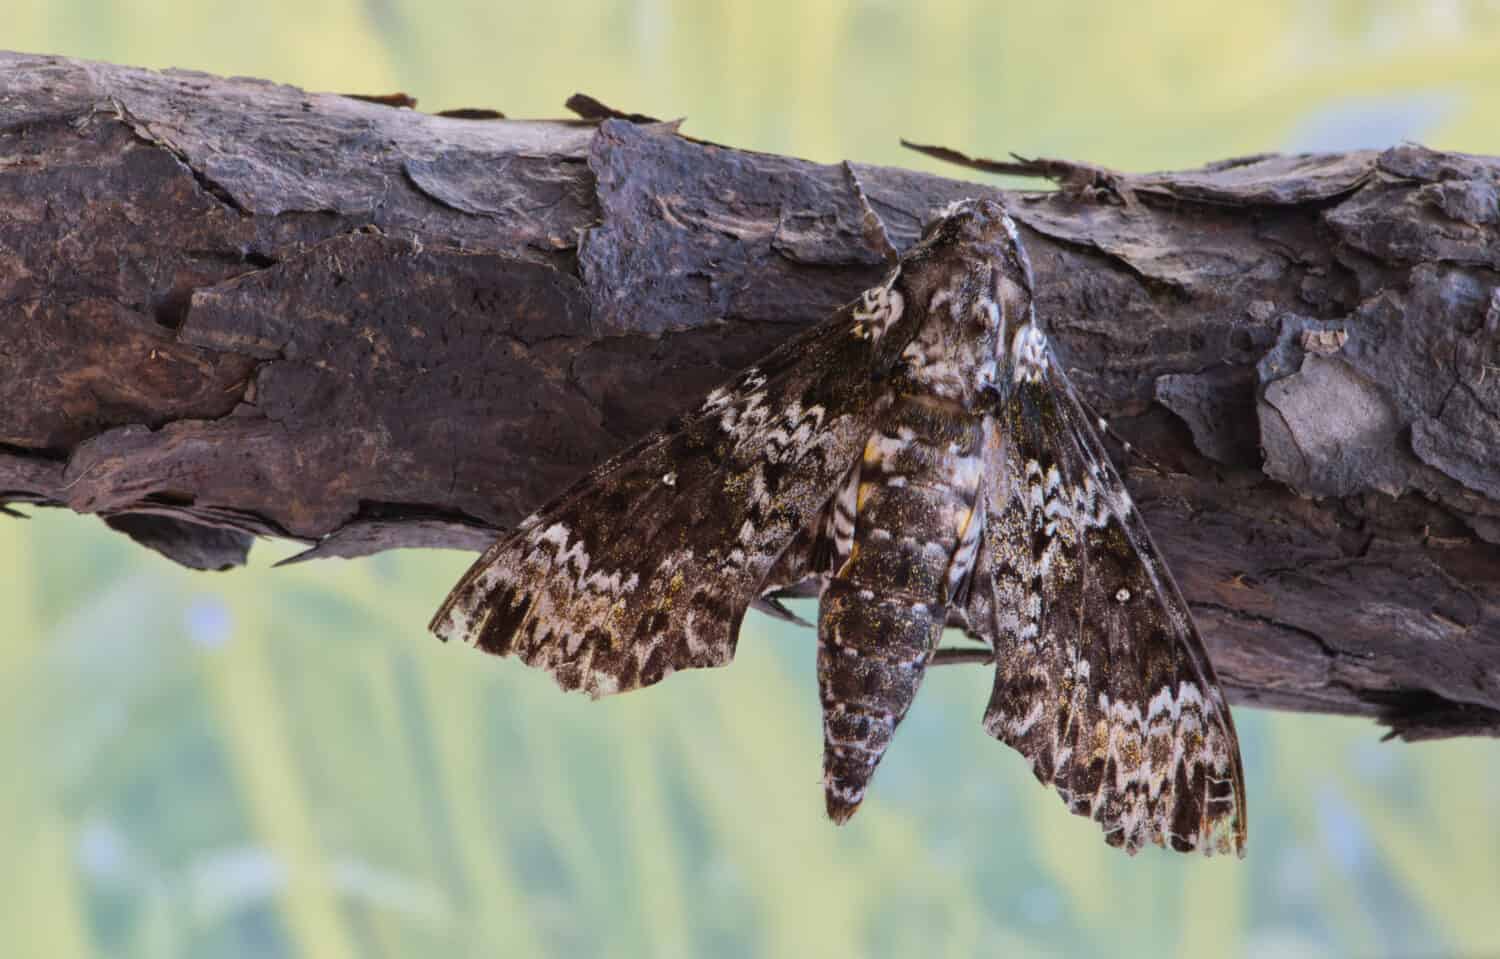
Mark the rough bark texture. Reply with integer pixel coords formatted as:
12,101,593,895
3,52,1499,740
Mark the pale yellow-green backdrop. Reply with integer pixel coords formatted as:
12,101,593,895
5,2,1500,957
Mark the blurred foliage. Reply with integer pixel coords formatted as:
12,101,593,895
5,1,1500,956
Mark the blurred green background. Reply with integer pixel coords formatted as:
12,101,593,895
6,1,1500,956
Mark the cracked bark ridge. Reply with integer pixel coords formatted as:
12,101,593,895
2,52,1498,741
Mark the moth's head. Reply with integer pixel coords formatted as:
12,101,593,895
897,198,1037,408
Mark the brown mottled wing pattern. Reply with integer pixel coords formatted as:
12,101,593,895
967,352,1248,856
430,280,917,698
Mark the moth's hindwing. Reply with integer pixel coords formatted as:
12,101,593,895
966,350,1248,857
430,276,917,698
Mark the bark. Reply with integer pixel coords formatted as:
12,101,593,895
3,51,1499,739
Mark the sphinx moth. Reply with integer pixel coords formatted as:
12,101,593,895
431,198,1247,856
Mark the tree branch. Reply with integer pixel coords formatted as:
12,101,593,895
3,52,1498,739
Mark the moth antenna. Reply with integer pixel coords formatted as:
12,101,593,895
1064,380,1173,479
1094,413,1171,479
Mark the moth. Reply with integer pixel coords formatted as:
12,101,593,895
431,198,1247,856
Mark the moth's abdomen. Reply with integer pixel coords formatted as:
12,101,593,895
816,403,986,823
818,583,943,823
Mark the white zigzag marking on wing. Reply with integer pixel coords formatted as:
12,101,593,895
1011,322,1048,384
851,282,904,343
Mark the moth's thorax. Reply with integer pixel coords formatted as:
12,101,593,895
896,285,1002,408
893,202,1037,408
